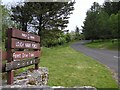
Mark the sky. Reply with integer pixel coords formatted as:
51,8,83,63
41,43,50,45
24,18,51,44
66,0,105,32
2,0,105,32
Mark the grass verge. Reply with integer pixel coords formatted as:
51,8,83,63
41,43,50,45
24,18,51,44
40,44,118,88
85,39,118,50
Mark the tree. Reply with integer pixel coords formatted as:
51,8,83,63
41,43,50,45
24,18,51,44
82,1,119,40
1,5,15,43
102,1,119,39
65,32,71,42
11,2,75,46
82,2,101,40
75,26,80,40
11,3,32,31
103,1,120,16
108,13,118,38
90,2,101,12
96,11,111,39
11,2,75,33
103,0,112,16
82,10,99,40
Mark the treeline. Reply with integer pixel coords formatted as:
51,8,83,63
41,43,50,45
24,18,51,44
1,1,75,47
82,1,120,40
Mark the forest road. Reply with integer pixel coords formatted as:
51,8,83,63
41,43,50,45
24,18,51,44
71,40,118,75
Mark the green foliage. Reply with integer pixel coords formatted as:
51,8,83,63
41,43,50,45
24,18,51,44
79,33,85,40
103,1,120,16
65,33,71,42
67,31,84,41
2,5,9,42
82,2,101,40
58,36,66,45
1,4,19,45
108,13,118,38
41,29,67,47
82,11,99,40
75,26,80,40
1,4,17,47
96,11,111,39
69,31,76,41
82,2,119,40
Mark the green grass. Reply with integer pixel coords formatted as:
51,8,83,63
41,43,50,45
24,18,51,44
40,44,118,88
2,42,118,89
85,39,118,50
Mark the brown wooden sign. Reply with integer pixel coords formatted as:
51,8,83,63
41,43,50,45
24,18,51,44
6,59,39,71
9,28,40,42
11,39,40,49
13,51,41,60
3,28,41,85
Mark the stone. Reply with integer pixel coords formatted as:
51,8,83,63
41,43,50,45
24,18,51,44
12,67,49,86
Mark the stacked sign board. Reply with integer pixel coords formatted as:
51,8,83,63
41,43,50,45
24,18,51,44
2,28,41,85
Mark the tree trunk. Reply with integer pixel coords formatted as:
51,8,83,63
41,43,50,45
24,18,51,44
22,21,27,32
25,22,27,32
38,14,42,47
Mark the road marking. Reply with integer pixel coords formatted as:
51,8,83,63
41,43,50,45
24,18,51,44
113,56,119,59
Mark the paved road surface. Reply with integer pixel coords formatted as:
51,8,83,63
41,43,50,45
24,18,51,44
71,40,118,74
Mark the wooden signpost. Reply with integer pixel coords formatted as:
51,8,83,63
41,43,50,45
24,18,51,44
2,28,41,85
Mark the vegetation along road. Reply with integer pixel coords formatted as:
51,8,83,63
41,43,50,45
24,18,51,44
71,40,118,75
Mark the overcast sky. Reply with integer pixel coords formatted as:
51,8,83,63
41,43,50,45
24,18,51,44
66,0,105,32
2,0,105,32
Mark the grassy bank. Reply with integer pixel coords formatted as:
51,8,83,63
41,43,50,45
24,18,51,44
85,39,118,50
40,44,118,88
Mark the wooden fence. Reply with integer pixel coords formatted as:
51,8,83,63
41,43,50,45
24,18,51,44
1,28,41,85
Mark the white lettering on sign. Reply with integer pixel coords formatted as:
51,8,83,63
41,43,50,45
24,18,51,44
22,33,27,38
30,36,35,39
29,53,34,57
16,42,24,47
25,43,31,48
15,41,38,49
22,33,35,40
13,53,21,58
17,63,20,66
27,34,30,39
22,62,25,66
30,61,33,64
22,53,29,58
32,44,37,48
13,52,36,59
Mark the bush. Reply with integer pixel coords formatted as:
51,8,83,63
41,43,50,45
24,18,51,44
58,37,66,45
41,29,73,47
65,33,71,42
43,37,66,47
